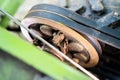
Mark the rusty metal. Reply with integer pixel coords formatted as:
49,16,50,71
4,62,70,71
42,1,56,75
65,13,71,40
40,25,53,36
21,17,100,68
59,39,68,54
0,6,100,80
37,24,90,64
73,58,79,63
2,2,120,80
43,46,64,61
39,23,98,67
73,52,90,63
52,31,65,46
68,42,84,52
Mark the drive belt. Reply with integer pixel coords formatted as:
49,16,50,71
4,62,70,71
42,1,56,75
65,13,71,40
28,4,120,49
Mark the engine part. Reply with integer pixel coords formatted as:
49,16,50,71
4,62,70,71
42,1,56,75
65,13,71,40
19,5,120,80
19,4,104,68
21,19,100,68
28,4,120,49
0,27,93,80
1,1,120,80
0,8,99,80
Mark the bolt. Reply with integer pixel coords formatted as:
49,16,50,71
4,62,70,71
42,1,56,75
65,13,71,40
68,42,84,52
73,58,79,63
52,31,65,46
73,52,89,63
40,25,53,36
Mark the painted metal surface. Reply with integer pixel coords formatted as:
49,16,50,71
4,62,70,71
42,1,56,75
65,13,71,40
0,27,91,80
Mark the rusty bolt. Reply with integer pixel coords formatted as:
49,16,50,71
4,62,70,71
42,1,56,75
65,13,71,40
40,25,53,36
52,31,65,46
73,58,79,63
73,52,89,63
68,42,84,52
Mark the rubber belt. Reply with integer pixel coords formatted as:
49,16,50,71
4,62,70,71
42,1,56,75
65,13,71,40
26,10,120,49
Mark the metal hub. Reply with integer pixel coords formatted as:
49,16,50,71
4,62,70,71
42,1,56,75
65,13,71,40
21,17,101,67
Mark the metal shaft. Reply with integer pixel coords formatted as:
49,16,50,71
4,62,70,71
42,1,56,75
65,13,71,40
0,8,99,80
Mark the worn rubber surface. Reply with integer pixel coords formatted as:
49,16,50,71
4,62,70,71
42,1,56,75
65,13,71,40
28,4,120,49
